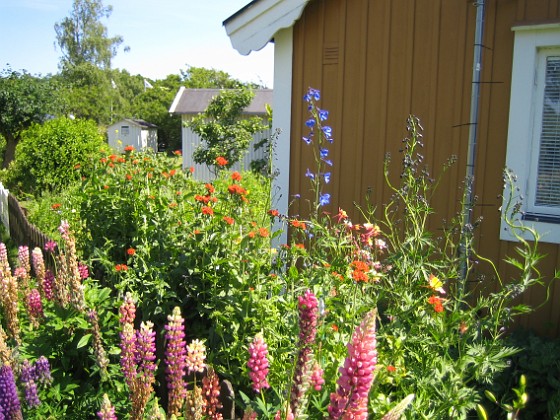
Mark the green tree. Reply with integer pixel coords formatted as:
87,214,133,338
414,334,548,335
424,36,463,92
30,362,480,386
181,66,249,89
188,87,269,169
55,0,127,70
0,68,64,168
6,117,105,196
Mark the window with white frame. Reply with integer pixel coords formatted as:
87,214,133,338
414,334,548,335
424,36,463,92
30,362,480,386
501,23,560,244
121,126,130,136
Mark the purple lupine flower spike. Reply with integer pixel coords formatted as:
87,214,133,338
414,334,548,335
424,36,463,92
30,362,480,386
97,393,117,420
0,363,23,419
20,360,41,408
164,307,187,418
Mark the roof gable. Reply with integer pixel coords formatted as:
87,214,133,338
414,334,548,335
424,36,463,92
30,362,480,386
169,87,273,115
223,0,310,55
108,119,158,130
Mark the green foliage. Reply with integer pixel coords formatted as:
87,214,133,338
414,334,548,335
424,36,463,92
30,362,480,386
189,87,269,170
55,0,127,70
0,67,65,167
181,66,246,89
6,117,105,196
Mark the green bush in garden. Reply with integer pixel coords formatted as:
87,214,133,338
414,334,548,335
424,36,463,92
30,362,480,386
0,87,555,419
5,117,106,197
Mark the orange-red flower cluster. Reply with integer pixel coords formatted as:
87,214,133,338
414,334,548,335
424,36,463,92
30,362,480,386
427,295,444,313
231,171,242,181
115,264,129,271
201,206,214,216
126,248,136,256
51,203,62,210
268,209,280,217
351,260,370,282
291,220,307,230
223,216,234,225
124,145,135,152
215,156,228,167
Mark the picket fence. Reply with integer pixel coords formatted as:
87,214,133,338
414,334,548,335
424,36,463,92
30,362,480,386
0,182,52,252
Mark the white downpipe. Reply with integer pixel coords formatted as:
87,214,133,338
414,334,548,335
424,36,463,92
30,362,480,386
461,0,486,278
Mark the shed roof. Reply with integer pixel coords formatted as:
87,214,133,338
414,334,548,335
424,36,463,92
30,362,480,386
169,87,273,115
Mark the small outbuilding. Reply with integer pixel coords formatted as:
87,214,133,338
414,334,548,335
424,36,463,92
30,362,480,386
169,87,273,180
107,119,158,152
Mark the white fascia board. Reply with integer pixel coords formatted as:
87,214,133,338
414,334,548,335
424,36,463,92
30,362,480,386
169,86,185,114
224,0,310,55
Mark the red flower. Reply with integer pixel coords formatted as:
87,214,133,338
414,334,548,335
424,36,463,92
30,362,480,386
126,174,132,181
202,206,214,216
189,166,194,173
173,150,182,156
352,269,369,282
223,216,234,225
295,243,305,250
228,184,247,195
231,171,242,181
215,156,228,167
51,203,62,210
115,264,129,272
124,145,135,152
205,183,215,194
248,231,256,238
268,209,280,217
103,185,110,190
169,169,176,176
387,365,396,372
127,248,136,256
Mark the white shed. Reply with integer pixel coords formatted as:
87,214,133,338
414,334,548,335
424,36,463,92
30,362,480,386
107,119,158,152
169,87,273,181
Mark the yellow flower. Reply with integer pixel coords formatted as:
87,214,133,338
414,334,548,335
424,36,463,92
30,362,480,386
428,274,445,294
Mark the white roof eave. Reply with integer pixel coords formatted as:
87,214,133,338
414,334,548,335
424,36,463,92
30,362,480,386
224,0,310,55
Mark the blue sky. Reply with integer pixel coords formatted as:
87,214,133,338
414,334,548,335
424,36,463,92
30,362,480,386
0,0,274,87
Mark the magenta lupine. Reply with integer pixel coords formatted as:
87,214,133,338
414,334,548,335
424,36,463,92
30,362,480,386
78,262,89,280
26,289,43,328
274,408,294,420
247,333,270,393
20,360,40,408
44,241,57,254
0,363,23,420
328,309,378,420
97,393,118,420
290,289,319,416
164,307,188,417
310,362,325,391
42,270,54,301
186,339,206,375
202,366,223,420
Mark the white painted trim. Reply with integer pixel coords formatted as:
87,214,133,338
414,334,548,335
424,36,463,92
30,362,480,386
271,27,293,246
501,25,560,244
224,0,309,55
169,86,185,113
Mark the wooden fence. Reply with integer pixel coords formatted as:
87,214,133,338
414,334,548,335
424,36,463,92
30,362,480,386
0,182,53,252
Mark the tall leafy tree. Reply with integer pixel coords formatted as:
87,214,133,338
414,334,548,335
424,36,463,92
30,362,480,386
0,68,64,168
55,0,127,70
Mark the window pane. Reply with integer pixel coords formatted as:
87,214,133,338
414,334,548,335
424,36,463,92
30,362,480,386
535,56,560,207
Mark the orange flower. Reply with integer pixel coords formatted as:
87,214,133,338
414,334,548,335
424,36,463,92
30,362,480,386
118,157,126,163
268,209,280,217
169,169,176,176
291,220,307,230
103,185,110,190
428,295,444,313
205,183,215,194
331,324,339,332
51,203,61,210
168,202,178,208
215,156,228,167
352,269,369,282
231,171,242,181
228,184,247,195
201,206,214,216
248,231,256,238
124,145,135,152
258,227,269,238
189,166,195,173
223,216,235,225
387,365,396,372
115,264,129,272
334,208,348,222
173,150,182,156
126,174,132,181
74,164,81,169
351,260,369,272
126,248,136,256
295,243,305,250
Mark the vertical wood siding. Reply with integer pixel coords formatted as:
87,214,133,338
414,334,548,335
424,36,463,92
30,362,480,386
290,0,560,336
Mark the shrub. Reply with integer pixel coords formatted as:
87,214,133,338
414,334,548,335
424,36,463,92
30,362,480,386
6,117,105,197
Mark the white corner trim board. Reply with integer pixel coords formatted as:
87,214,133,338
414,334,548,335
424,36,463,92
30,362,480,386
224,0,310,55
